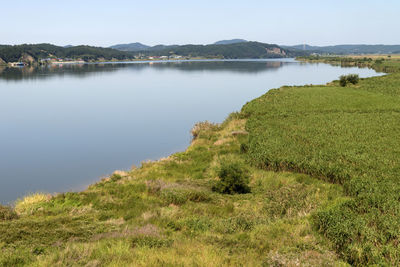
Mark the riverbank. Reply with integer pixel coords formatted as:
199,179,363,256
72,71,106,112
0,114,347,266
1,57,400,266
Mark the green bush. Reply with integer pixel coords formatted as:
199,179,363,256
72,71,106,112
339,74,359,87
0,205,18,221
339,75,347,87
212,159,251,194
346,74,359,84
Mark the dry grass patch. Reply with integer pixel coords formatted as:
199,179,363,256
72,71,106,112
15,193,52,215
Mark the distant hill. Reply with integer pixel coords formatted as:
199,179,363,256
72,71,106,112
110,41,300,58
284,44,400,54
213,39,248,45
135,41,298,58
0,44,135,63
110,43,178,52
0,42,307,64
109,42,150,52
148,44,179,51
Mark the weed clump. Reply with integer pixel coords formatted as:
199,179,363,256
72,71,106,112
212,158,251,194
15,193,51,215
191,121,219,140
0,205,18,221
161,188,211,205
131,236,173,248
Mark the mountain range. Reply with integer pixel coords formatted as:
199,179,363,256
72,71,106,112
109,39,248,52
110,40,400,55
1,40,400,64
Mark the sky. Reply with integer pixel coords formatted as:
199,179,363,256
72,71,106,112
1,0,399,47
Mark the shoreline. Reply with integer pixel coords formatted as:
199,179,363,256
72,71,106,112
2,57,295,68
0,57,384,205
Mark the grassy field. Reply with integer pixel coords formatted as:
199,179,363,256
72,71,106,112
0,115,347,266
1,56,399,266
242,57,400,265
297,55,400,73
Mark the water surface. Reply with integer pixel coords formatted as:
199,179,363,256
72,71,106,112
0,59,381,204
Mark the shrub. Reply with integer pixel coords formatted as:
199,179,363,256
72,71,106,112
240,143,249,153
110,173,122,182
346,74,359,85
339,74,359,87
339,75,347,87
212,159,251,194
0,205,18,221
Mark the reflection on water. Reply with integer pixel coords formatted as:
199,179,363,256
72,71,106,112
0,60,288,81
0,59,381,204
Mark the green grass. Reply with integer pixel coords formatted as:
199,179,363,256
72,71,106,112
0,115,346,266
242,57,400,265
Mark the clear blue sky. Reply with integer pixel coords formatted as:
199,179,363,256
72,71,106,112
1,0,399,47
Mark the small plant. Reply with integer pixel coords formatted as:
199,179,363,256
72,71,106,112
0,205,18,221
110,173,122,182
212,158,251,194
131,236,172,248
240,142,249,153
190,121,219,140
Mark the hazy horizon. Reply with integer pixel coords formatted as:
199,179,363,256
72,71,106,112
2,40,400,48
1,0,399,47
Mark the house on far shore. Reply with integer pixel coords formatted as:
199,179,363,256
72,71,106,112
9,62,27,67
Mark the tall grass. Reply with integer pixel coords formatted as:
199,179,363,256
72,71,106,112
242,58,400,265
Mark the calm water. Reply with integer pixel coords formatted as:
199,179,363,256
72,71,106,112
0,59,381,204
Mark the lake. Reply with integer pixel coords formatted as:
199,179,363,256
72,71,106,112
0,59,381,204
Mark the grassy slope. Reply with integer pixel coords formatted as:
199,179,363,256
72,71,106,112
242,57,400,265
0,116,346,266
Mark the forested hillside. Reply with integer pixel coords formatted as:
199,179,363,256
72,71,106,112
0,44,134,63
137,42,296,58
